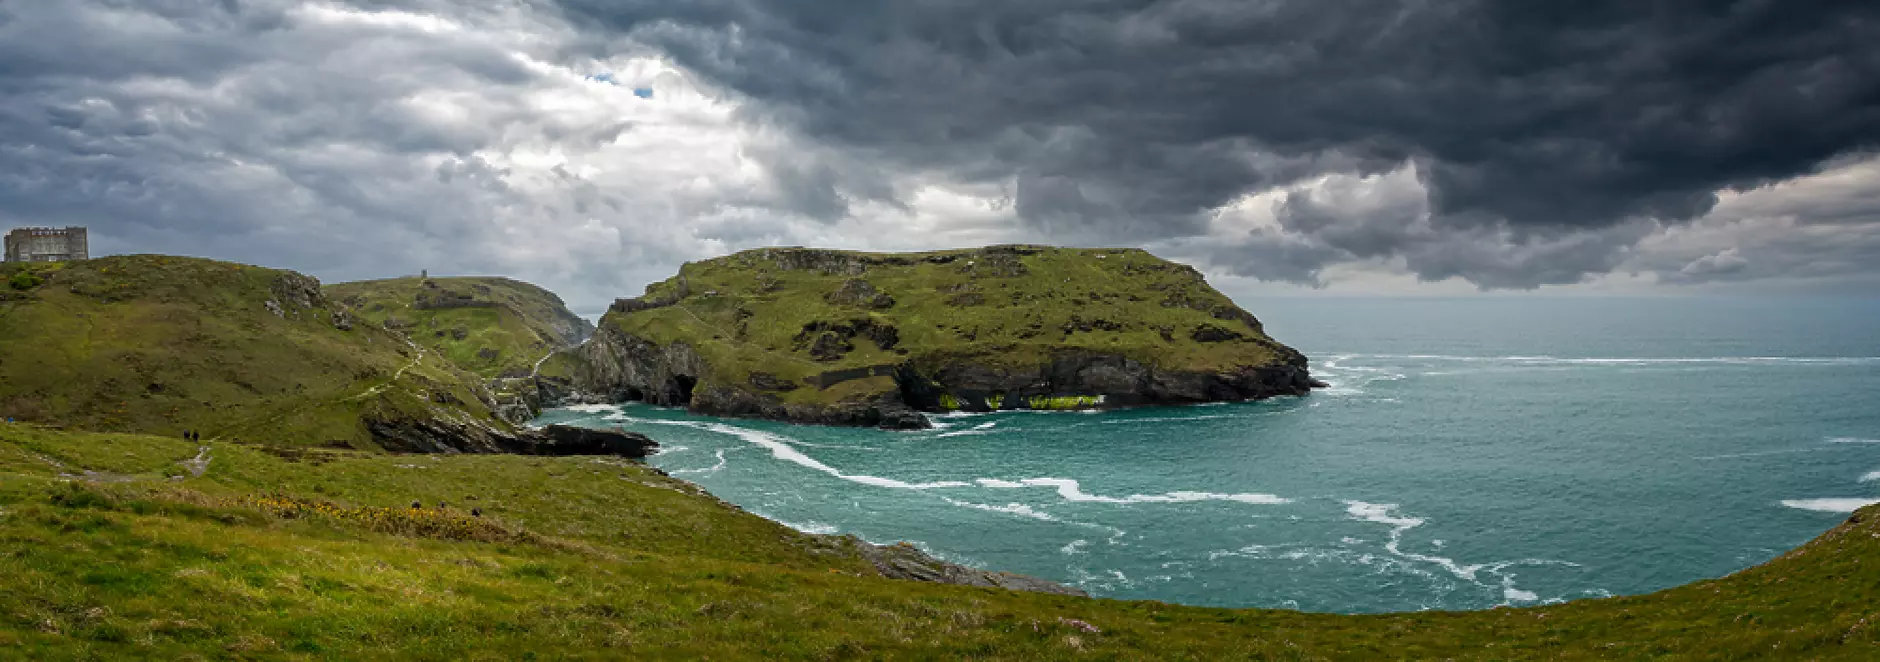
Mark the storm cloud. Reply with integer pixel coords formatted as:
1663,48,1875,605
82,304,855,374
554,0,1880,286
1,0,1878,306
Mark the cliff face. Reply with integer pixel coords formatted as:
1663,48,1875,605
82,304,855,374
541,245,1319,428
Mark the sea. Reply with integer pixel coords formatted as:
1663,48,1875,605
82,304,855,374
534,297,1880,613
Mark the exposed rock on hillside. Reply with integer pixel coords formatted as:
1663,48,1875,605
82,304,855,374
856,540,1089,597
366,412,657,458
541,246,1318,429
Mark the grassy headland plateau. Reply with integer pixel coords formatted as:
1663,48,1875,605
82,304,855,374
325,276,593,380
546,246,1320,428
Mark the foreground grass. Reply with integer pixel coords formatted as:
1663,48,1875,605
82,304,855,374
3,425,1878,660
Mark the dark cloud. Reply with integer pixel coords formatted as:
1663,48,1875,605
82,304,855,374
2,0,1878,303
0,0,741,310
1632,156,1880,287
553,0,1880,284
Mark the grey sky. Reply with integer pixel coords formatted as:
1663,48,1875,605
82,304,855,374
2,0,1877,311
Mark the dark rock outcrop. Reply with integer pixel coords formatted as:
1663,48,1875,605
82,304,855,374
538,324,931,430
539,320,1311,429
530,424,659,457
793,319,900,361
897,349,1314,413
824,279,895,309
268,272,326,314
692,386,930,430
856,540,1088,597
1189,324,1245,343
554,324,707,406
365,411,657,457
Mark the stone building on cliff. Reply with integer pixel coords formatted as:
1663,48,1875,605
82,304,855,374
3,226,88,263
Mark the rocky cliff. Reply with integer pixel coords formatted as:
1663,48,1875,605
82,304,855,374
540,245,1319,428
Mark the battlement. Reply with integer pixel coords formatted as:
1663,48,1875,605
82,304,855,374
3,226,88,263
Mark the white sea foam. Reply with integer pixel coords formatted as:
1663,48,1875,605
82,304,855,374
1311,357,1407,396
774,519,839,535
1862,471,1880,483
1061,539,1089,555
620,417,971,490
939,498,1059,522
563,403,622,413
1344,500,1575,601
670,449,728,476
1206,542,1436,579
1016,477,1291,505
1780,498,1880,513
1698,436,1880,460
936,421,1000,438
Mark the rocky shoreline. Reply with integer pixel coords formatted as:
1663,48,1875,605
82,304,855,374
529,321,1321,430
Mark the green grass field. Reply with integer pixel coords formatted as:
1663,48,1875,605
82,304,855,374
326,277,593,379
3,423,1877,660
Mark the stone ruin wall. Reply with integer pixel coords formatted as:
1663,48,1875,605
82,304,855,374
3,226,89,262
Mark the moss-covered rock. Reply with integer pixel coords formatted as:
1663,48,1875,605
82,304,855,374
549,245,1318,428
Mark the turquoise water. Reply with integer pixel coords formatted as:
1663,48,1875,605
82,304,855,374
536,297,1880,613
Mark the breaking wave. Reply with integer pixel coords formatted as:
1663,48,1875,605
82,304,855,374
1343,501,1574,605
1780,498,1880,513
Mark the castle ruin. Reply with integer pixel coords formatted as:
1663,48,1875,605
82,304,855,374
3,226,88,263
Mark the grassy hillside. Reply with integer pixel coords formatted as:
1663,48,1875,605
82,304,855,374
3,424,1877,659
591,246,1304,413
327,277,594,379
0,256,514,448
